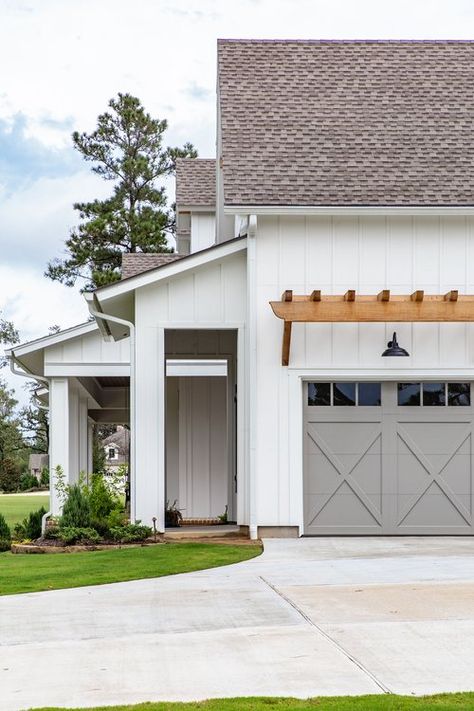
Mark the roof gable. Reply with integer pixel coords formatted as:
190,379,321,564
218,39,474,207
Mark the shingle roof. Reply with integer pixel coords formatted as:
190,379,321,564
176,158,216,207
217,40,474,206
121,253,183,279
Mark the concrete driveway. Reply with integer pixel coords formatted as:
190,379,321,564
2,537,474,710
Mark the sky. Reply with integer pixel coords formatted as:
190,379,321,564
1,0,474,402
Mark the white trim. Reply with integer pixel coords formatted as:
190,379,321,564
7,322,97,358
178,204,215,213
44,364,130,377
287,368,474,381
91,238,247,302
166,359,228,377
224,205,474,216
155,321,245,330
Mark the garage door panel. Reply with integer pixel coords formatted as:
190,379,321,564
398,481,471,528
305,482,382,531
304,381,474,535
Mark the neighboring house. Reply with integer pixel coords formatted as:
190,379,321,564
8,40,474,537
102,426,129,473
29,453,49,481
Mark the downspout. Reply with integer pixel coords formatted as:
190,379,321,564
8,354,52,535
85,294,137,523
247,215,258,539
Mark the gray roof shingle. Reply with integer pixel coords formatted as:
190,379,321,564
176,158,216,207
217,40,474,206
121,253,182,279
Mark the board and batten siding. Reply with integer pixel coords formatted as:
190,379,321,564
254,214,474,529
44,329,130,372
133,250,246,527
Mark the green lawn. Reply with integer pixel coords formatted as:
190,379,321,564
0,542,261,596
0,492,49,528
30,693,474,710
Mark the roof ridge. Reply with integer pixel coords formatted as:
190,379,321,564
217,38,474,44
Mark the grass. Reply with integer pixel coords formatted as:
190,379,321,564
0,492,49,528
29,693,474,710
0,542,261,596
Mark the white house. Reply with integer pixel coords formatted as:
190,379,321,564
8,39,474,538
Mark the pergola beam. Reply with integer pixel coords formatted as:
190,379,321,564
272,290,474,365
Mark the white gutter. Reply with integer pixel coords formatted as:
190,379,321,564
247,215,258,540
85,293,137,523
8,355,52,535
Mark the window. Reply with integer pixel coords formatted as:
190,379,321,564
397,382,471,406
307,382,381,406
448,383,470,406
108,447,116,460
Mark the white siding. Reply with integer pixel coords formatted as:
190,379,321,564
45,328,130,374
190,213,216,253
254,214,474,529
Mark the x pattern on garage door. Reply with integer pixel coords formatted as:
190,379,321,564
304,382,474,535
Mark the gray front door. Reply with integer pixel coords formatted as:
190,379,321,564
304,381,474,535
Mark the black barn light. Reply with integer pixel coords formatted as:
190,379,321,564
382,331,409,357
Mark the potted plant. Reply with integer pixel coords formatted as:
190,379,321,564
165,500,183,528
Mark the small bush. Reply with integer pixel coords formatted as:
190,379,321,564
58,527,101,545
0,512,11,544
61,484,91,528
89,473,117,520
109,522,152,543
13,506,46,541
40,467,50,487
43,525,60,540
106,507,127,528
0,539,11,552
19,472,40,491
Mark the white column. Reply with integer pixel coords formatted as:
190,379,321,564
49,377,69,516
78,396,89,476
134,324,166,529
87,420,94,477
68,385,80,485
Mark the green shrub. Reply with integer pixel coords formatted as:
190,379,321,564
109,522,152,543
40,467,50,487
19,472,40,491
106,507,127,528
43,525,60,540
58,527,101,545
0,458,21,492
0,539,11,552
0,512,11,542
61,483,91,528
89,473,117,520
13,506,47,541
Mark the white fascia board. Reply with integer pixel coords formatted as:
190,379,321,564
7,321,98,358
166,359,228,377
94,238,247,302
44,363,130,377
178,204,215,213
224,205,474,216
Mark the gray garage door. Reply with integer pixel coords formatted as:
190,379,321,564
304,381,474,535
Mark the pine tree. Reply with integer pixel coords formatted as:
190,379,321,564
46,93,197,291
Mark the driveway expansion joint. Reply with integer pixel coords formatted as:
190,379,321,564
258,575,393,695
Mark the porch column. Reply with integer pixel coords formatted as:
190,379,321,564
78,396,89,476
134,324,166,529
87,420,94,476
49,377,69,516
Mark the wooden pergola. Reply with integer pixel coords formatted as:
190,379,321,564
270,289,474,366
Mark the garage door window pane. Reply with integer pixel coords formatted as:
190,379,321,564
448,383,470,406
358,382,381,406
333,382,356,406
422,383,446,406
308,383,331,406
398,383,421,406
